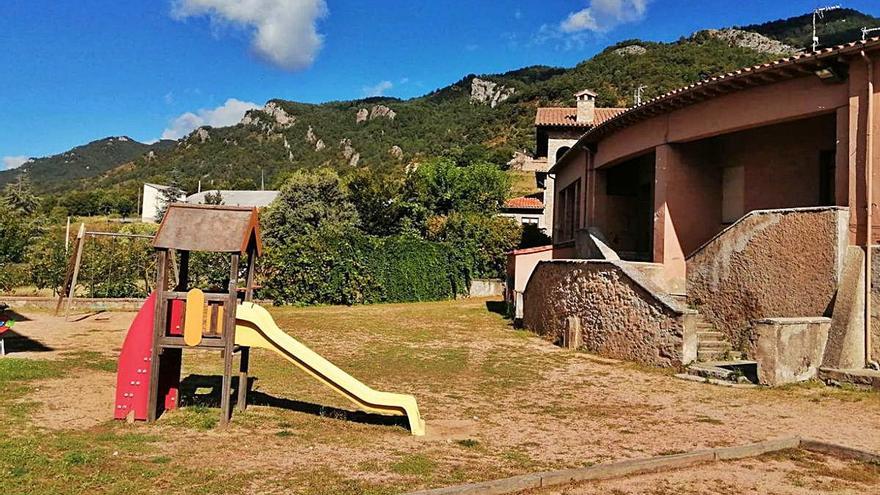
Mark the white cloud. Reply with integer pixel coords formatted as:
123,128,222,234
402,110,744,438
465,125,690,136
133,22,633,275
361,80,393,98
161,98,260,140
2,156,28,170
171,0,328,71
560,0,649,34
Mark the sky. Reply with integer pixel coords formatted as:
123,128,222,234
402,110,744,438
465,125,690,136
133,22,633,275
2,0,880,169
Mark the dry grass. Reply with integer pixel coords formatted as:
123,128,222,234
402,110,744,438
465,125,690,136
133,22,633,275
1,297,879,494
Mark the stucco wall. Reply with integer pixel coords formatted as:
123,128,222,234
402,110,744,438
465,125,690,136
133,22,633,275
523,260,689,366
687,207,847,352
869,246,880,363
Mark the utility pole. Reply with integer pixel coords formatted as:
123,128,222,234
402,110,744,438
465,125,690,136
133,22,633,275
812,5,841,51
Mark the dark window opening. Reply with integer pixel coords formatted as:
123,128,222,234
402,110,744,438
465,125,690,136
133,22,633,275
555,179,581,243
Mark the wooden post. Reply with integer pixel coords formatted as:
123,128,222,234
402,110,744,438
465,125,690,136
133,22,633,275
146,250,169,422
237,249,256,412
220,254,239,425
64,224,87,320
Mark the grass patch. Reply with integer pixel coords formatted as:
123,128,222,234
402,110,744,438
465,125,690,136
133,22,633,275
392,454,437,476
162,406,219,430
455,438,480,448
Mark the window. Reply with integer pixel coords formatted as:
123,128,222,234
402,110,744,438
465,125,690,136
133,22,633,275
521,217,539,225
555,146,571,164
555,180,581,243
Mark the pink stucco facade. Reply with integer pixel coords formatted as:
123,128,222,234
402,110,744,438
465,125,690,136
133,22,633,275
551,41,880,291
536,40,880,367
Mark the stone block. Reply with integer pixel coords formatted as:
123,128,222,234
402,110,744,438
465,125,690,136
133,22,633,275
753,317,831,386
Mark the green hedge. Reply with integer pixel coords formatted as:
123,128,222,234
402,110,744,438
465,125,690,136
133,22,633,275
260,229,467,306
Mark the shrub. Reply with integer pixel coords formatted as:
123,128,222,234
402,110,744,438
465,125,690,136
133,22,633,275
260,227,466,306
427,212,520,279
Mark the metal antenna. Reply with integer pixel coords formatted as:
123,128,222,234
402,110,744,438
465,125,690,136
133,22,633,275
633,85,646,106
863,26,880,41
813,5,842,51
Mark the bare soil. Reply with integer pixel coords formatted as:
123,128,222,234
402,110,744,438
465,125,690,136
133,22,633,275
4,299,880,494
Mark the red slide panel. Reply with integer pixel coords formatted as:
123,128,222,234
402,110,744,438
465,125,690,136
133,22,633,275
114,292,184,421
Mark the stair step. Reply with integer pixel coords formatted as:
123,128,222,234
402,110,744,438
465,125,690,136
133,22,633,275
697,331,724,339
698,350,731,361
698,341,731,349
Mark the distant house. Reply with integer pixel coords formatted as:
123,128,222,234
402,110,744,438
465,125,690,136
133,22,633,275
501,89,626,235
141,185,280,223
186,190,279,208
141,183,186,223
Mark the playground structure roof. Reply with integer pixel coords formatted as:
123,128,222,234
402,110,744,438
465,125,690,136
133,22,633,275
153,204,262,256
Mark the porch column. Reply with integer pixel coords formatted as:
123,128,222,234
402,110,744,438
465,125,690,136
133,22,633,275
653,144,687,289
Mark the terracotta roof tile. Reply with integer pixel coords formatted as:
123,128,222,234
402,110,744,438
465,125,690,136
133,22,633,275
535,107,627,127
504,196,544,209
584,37,880,142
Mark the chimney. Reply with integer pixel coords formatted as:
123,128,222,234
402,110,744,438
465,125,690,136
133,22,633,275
575,89,597,125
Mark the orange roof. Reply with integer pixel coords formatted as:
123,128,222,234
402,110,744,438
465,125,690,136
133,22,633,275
535,107,627,127
504,196,544,209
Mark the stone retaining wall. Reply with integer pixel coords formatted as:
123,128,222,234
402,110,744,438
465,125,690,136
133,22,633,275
523,260,690,367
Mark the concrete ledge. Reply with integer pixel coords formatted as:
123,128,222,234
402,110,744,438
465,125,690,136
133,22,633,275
800,439,880,463
406,437,802,495
406,437,878,495
1,296,147,311
819,367,880,390
714,437,801,460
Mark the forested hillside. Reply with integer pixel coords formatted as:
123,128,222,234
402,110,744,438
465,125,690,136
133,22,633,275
743,7,880,49
0,137,174,192
7,7,879,215
58,35,776,207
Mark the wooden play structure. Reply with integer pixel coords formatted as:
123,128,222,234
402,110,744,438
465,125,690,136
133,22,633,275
114,204,425,434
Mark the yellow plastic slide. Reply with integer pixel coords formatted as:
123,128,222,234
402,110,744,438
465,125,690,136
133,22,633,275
234,302,426,436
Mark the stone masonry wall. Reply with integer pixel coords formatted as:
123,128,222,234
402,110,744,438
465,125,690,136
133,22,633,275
687,208,846,353
523,260,686,367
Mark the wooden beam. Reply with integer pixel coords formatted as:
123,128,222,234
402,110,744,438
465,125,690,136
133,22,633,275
146,250,168,423
238,248,257,412
64,224,87,320
219,254,239,426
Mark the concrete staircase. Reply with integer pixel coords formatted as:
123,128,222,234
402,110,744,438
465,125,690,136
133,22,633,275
684,313,758,385
694,313,740,362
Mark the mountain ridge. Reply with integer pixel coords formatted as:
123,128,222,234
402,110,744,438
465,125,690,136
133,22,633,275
6,8,880,213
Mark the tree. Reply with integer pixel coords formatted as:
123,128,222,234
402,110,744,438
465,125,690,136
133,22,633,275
3,173,39,215
263,168,359,244
156,167,186,221
203,190,224,205
346,168,412,236
404,158,510,217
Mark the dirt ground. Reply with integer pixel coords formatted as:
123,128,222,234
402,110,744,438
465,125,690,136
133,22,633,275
3,299,880,494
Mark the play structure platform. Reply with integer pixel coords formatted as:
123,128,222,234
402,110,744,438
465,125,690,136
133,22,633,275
113,204,425,435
